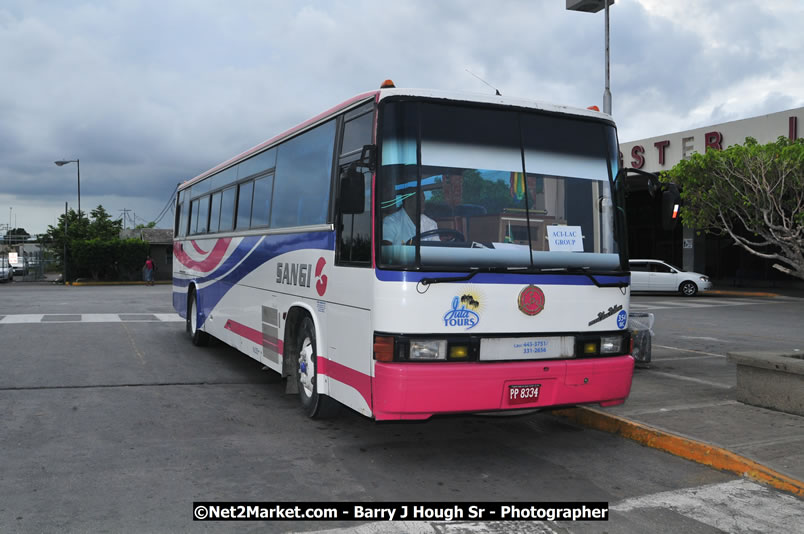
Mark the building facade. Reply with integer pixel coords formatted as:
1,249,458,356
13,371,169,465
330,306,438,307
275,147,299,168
618,107,802,286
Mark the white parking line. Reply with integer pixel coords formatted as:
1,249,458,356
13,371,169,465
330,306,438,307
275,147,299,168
0,314,44,323
654,344,727,358
632,297,783,311
154,313,184,322
645,370,732,389
611,479,804,533
0,313,180,324
653,300,713,308
81,314,122,322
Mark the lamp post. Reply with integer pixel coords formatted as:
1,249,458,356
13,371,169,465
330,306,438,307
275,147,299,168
54,159,81,219
566,0,614,114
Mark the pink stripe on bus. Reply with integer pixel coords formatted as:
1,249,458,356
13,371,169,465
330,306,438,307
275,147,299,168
318,357,373,410
224,319,285,353
221,320,371,409
191,241,208,255
174,238,231,272
224,319,263,345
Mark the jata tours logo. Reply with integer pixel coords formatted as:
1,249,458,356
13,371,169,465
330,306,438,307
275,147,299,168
443,290,482,330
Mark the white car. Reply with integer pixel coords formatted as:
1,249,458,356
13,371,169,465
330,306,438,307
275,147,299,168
629,259,712,296
0,261,12,283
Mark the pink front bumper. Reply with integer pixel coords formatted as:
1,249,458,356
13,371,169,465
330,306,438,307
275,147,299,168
372,355,634,420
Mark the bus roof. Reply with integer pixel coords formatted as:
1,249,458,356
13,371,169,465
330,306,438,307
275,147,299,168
181,87,613,190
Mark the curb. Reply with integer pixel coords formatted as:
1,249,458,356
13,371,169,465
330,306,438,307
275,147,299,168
707,289,781,298
552,406,804,498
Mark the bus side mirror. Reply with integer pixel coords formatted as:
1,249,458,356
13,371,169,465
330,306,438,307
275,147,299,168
340,167,365,215
661,184,681,231
360,144,377,172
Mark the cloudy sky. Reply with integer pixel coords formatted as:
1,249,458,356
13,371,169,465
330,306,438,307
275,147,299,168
2,0,802,235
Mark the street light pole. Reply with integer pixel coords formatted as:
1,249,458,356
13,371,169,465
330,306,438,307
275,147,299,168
566,0,614,114
603,0,611,115
54,159,81,220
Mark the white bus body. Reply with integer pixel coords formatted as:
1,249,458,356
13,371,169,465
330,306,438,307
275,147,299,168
174,87,634,420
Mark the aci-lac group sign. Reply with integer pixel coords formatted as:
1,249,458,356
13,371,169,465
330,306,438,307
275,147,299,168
546,225,583,252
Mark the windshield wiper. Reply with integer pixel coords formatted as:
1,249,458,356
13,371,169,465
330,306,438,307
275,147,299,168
419,267,627,288
419,269,483,286
551,267,628,288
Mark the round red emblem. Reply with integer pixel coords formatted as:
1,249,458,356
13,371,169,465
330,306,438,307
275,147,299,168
518,285,545,316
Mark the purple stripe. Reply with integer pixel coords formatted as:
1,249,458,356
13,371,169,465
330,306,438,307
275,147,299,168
374,269,629,286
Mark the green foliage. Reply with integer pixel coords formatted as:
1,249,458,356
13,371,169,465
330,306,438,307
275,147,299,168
2,227,31,244
44,205,147,281
427,170,518,214
663,136,804,279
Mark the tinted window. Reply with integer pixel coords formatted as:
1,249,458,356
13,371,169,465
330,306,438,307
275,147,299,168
208,191,222,233
195,195,210,234
341,112,373,155
629,262,648,272
190,177,211,199
189,199,199,234
209,165,238,191
337,163,372,264
175,201,186,237
251,174,274,227
239,148,277,179
271,120,336,228
651,263,673,273
219,186,236,231
236,181,254,230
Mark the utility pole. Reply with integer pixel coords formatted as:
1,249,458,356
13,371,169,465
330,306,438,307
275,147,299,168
121,209,132,230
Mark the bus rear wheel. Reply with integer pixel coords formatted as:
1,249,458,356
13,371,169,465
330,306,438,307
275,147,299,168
296,316,339,418
187,289,210,346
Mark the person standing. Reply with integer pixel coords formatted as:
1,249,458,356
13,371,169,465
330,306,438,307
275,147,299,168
143,256,155,286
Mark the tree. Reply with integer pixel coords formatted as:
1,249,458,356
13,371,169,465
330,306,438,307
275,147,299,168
3,227,31,244
44,204,135,281
664,136,804,280
88,206,123,240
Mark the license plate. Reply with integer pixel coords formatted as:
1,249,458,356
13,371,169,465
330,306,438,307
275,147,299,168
509,384,541,405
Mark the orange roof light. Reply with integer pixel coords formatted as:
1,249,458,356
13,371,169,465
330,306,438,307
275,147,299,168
587,105,600,112
380,79,396,89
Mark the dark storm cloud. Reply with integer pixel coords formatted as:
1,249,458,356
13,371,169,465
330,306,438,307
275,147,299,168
1,0,801,233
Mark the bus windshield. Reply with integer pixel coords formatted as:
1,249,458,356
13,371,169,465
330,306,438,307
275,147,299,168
378,100,623,271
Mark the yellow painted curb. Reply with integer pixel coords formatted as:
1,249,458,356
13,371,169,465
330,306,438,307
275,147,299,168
707,289,780,298
552,406,804,498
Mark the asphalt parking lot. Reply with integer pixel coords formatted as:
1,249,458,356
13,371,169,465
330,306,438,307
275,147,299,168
1,284,802,533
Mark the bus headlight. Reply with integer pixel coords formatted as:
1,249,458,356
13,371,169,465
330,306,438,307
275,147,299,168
409,339,447,360
600,335,624,355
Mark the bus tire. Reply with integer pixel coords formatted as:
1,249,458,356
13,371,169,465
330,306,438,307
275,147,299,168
187,288,210,346
296,315,339,418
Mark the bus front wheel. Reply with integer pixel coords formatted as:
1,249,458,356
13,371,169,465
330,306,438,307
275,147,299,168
296,316,339,418
187,289,210,346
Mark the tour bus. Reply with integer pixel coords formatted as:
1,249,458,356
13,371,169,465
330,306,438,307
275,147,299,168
173,81,635,420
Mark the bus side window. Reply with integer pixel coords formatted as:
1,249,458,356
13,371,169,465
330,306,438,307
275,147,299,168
336,111,373,265
195,194,211,234
250,174,274,228
236,181,254,230
209,191,222,233
219,186,236,231
271,120,336,228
